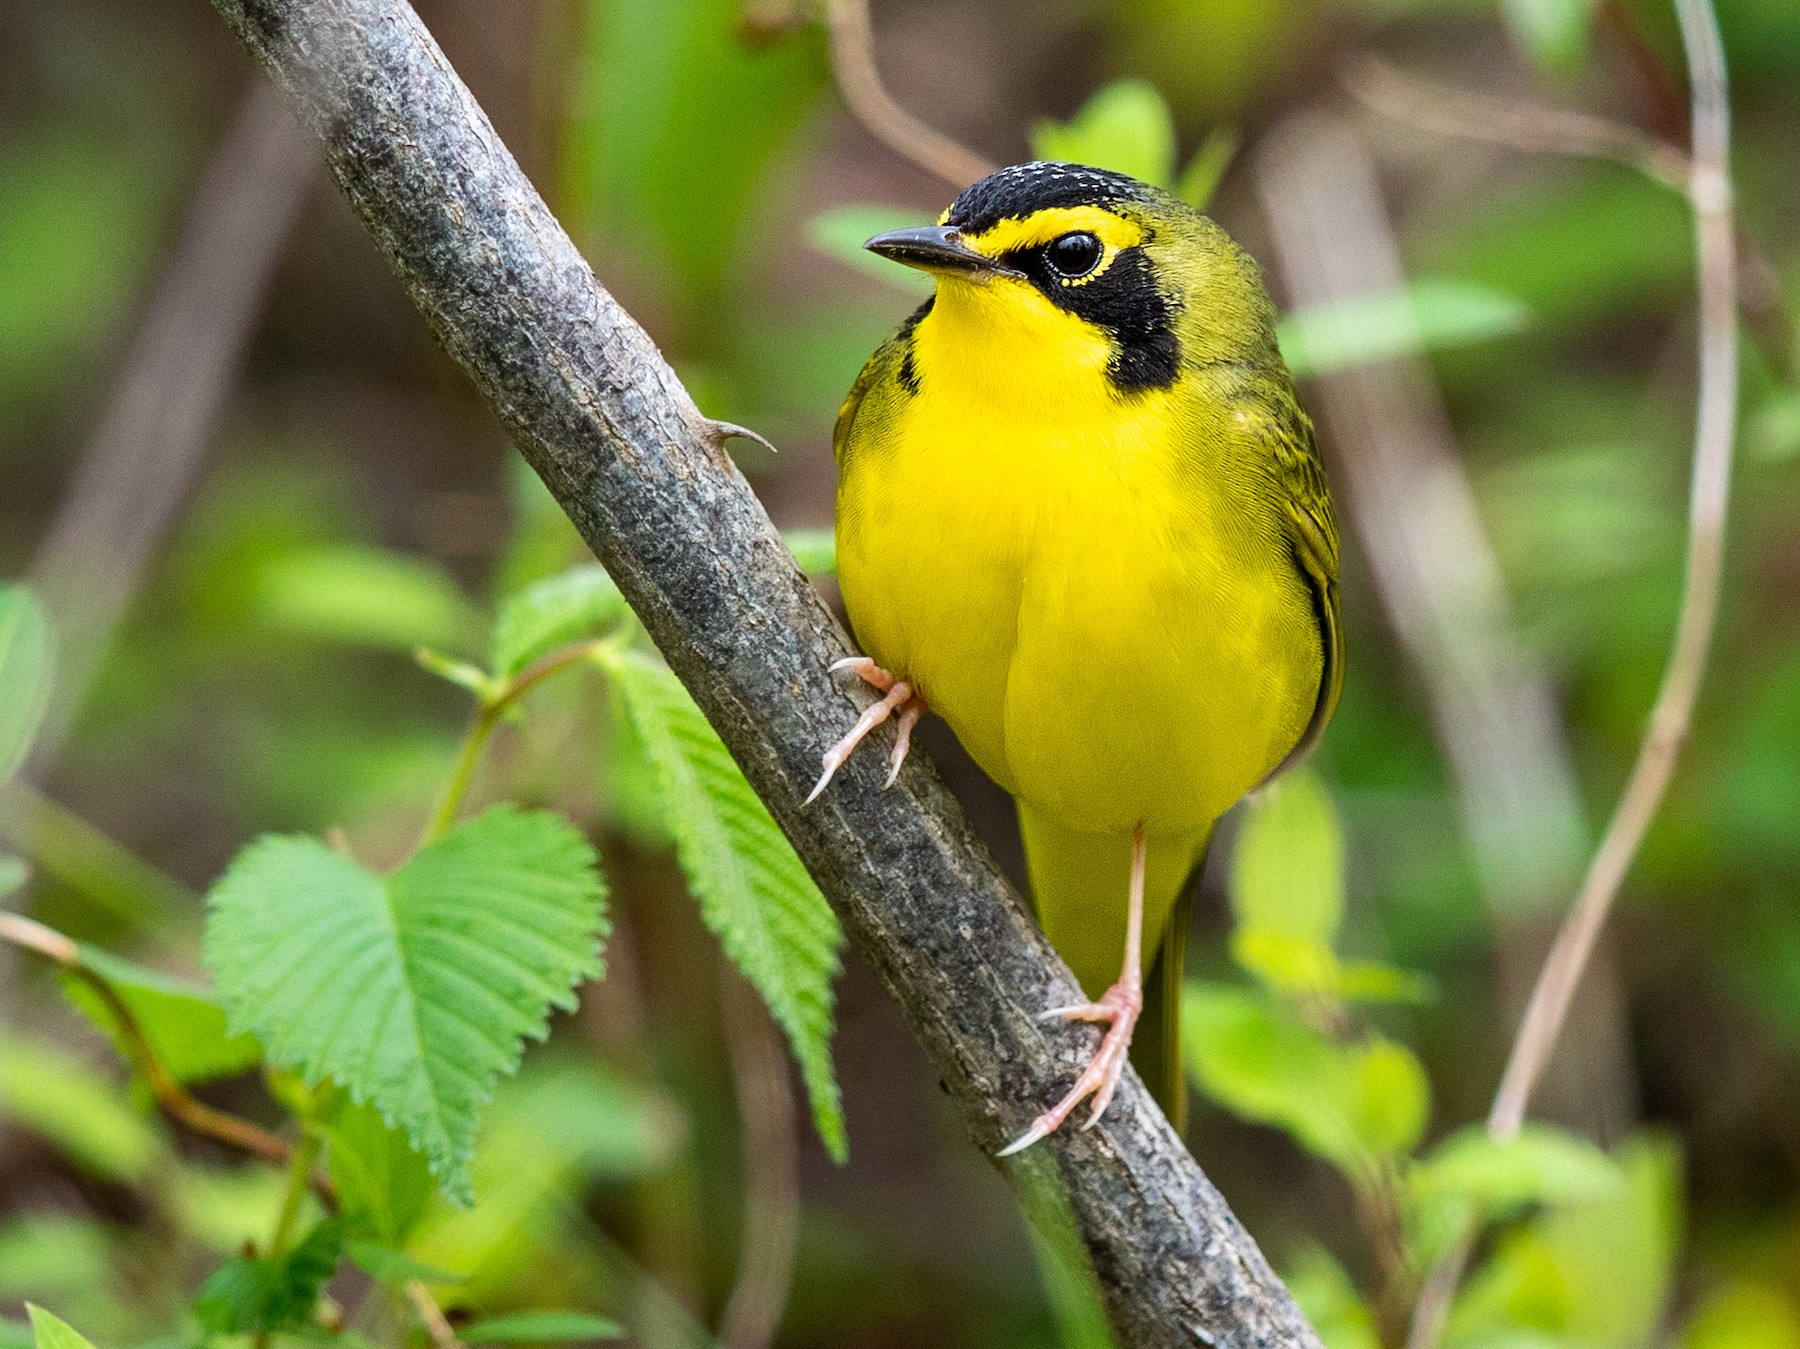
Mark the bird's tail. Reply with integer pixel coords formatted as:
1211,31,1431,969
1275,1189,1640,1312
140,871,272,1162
1018,805,1209,1129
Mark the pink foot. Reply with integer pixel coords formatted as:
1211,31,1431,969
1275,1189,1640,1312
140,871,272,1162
997,981,1143,1156
804,657,926,805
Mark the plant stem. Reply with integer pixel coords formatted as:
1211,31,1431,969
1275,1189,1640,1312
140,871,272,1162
0,909,335,1200
270,1125,323,1256
418,639,609,846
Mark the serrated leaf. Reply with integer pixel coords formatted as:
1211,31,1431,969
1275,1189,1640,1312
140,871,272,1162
1278,279,1531,380
251,543,483,653
1175,127,1239,210
607,652,846,1161
63,946,261,1085
193,1218,344,1334
203,807,608,1205
459,1313,624,1344
1031,79,1176,188
321,1094,437,1247
25,1307,96,1349
0,585,54,786
346,1242,466,1286
808,205,933,292
491,565,626,679
1415,1123,1624,1218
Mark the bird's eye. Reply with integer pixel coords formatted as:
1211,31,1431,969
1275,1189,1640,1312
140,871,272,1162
1044,231,1103,279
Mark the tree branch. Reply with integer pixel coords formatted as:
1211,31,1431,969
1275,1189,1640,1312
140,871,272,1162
201,0,1320,1342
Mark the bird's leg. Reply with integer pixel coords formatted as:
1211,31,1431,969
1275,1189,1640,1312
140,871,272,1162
804,657,927,805
999,823,1148,1157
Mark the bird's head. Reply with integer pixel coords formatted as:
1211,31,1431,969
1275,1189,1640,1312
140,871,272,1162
864,162,1280,408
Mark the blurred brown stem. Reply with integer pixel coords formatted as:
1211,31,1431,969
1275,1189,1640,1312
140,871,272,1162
1406,0,1738,1343
0,909,335,1203
822,0,993,191
717,968,800,1349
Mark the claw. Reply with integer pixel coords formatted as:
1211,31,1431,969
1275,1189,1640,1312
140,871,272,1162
805,657,925,806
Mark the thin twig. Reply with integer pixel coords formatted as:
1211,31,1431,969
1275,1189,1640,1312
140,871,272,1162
717,968,800,1349
1343,55,1689,190
407,1281,462,1347
1488,0,1736,1146
821,0,993,191
1407,2,1738,1343
0,909,335,1202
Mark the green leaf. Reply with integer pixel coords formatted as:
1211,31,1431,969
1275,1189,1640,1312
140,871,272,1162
1283,1247,1382,1349
491,565,626,679
25,1306,98,1349
1415,1123,1624,1218
1277,280,1531,380
0,585,54,786
809,204,932,292
346,1242,467,1286
1031,80,1176,188
0,1033,163,1183
321,1094,438,1247
1175,127,1239,211
1233,771,1344,947
251,543,483,653
1501,0,1591,76
607,651,846,1161
1681,1283,1800,1349
1183,984,1428,1179
0,855,25,899
782,528,837,578
417,648,496,698
203,807,609,1205
63,946,261,1086
193,1219,344,1334
459,1313,624,1344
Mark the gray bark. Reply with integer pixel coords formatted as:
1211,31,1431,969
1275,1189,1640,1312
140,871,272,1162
205,0,1324,1343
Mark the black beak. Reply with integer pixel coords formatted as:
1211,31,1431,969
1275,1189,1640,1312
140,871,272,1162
863,224,1017,278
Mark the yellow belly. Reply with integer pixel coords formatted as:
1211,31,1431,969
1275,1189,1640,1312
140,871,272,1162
836,382,1320,838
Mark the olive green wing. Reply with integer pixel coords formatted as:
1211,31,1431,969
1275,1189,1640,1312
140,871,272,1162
1259,399,1344,775
832,297,932,464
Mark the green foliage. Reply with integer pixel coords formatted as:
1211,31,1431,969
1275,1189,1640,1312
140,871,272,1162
0,855,24,899
345,1243,467,1285
458,1312,624,1344
490,565,626,679
1682,1283,1800,1349
193,1219,345,1334
606,650,846,1161
1283,1248,1382,1349
1445,1134,1681,1349
0,584,53,786
25,1306,98,1349
203,808,609,1204
809,205,932,292
1413,1124,1623,1219
0,1033,163,1185
1500,0,1592,76
1030,80,1236,210
783,527,837,577
251,543,484,653
1183,984,1428,1180
320,1094,438,1248
63,946,261,1085
1277,280,1532,379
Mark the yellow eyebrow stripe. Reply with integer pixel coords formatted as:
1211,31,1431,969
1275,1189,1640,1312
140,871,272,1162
962,206,1144,257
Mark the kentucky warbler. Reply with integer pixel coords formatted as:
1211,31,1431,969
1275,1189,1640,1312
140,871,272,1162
810,162,1341,1154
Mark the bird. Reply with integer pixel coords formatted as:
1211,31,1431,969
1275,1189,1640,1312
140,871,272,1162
808,161,1341,1154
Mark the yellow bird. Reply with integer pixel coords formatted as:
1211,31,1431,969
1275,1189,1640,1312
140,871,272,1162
810,162,1341,1153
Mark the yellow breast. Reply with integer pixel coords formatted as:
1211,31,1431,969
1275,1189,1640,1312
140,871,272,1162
835,278,1320,837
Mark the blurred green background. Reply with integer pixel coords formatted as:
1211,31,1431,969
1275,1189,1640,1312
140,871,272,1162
3,0,1800,1345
